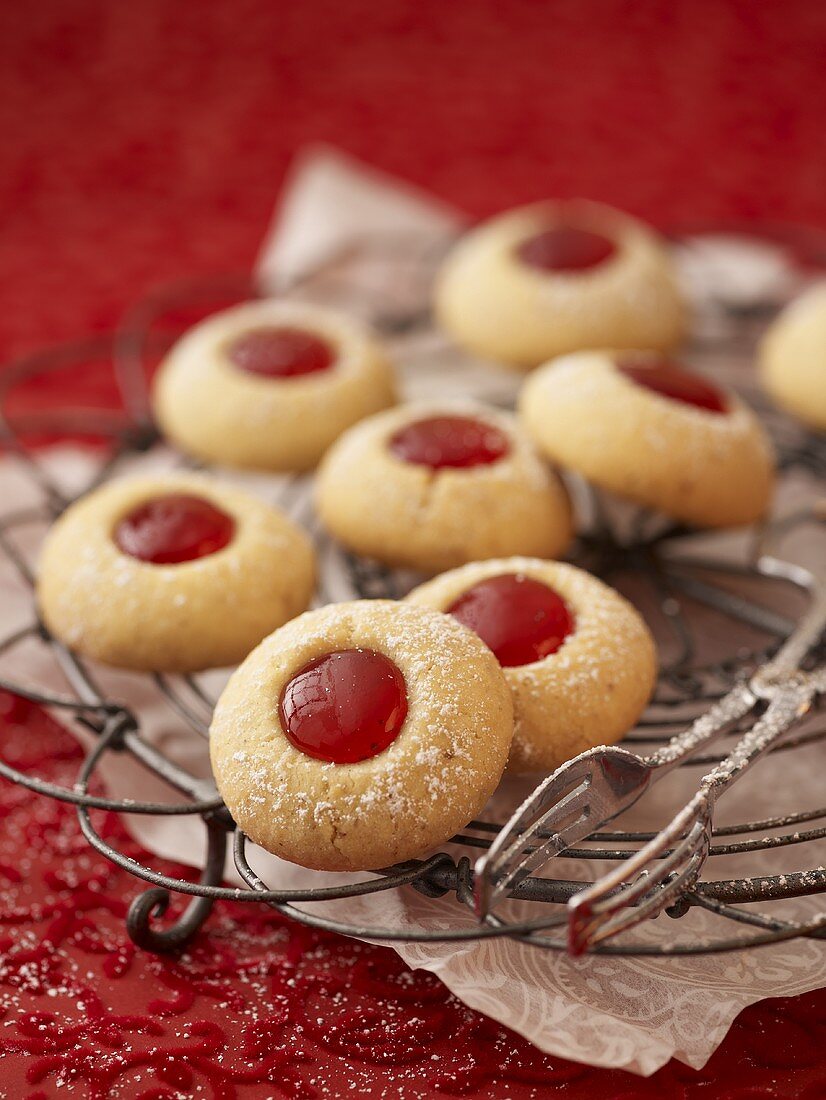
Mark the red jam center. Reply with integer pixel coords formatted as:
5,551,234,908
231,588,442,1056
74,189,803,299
279,649,409,764
617,356,728,414
446,573,574,668
227,327,335,378
114,495,235,564
516,226,617,272
389,416,510,469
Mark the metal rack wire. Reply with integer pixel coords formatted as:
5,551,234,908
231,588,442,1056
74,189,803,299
0,231,824,956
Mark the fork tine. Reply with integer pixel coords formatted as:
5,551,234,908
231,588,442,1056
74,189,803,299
478,800,594,914
490,772,593,866
568,797,711,955
476,681,753,921
571,793,706,905
570,845,708,953
584,816,708,922
482,756,594,867
474,754,597,916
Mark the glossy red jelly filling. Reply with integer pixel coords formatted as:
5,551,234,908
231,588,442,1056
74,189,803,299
447,573,574,667
516,226,616,272
114,494,235,564
227,326,334,378
389,416,510,469
279,648,409,764
617,355,728,414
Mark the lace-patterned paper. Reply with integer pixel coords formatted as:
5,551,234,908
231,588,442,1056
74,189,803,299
1,149,824,1076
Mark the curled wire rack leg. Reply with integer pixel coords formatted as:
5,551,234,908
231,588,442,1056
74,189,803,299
126,819,228,953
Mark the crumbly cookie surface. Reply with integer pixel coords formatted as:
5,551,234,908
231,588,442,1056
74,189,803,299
760,283,826,431
209,600,514,871
519,351,775,528
37,473,316,672
407,558,657,773
153,300,397,471
315,401,573,574
435,200,686,368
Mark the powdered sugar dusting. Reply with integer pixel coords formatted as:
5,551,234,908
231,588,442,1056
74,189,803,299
211,600,512,868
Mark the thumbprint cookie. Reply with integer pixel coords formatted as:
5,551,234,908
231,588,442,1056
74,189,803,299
759,283,826,431
435,200,686,368
315,402,573,574
153,300,397,471
519,351,775,528
209,600,514,871
407,558,656,773
37,473,315,672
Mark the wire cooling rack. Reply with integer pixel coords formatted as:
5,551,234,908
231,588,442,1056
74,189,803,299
0,230,824,956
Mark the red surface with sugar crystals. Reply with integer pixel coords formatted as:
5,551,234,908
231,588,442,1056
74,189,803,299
1,691,826,1098
2,1,826,1094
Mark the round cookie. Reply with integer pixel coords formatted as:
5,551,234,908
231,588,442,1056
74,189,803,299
759,283,826,431
315,402,573,574
407,558,657,773
153,300,397,471
435,199,687,369
37,473,316,672
519,351,775,528
209,600,514,871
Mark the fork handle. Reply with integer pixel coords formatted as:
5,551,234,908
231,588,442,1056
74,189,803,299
704,681,813,795
644,680,755,773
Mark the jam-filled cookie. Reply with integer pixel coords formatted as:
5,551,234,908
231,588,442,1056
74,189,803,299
37,474,316,672
759,283,826,431
435,200,686,369
315,403,573,574
407,558,656,773
153,300,397,471
209,600,514,871
519,351,775,528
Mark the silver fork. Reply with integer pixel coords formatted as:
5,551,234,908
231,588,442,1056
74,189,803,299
566,533,826,953
474,680,756,918
476,519,826,925
567,665,825,953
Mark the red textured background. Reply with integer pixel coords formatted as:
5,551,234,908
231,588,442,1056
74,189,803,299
2,2,826,1096
3,0,826,359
